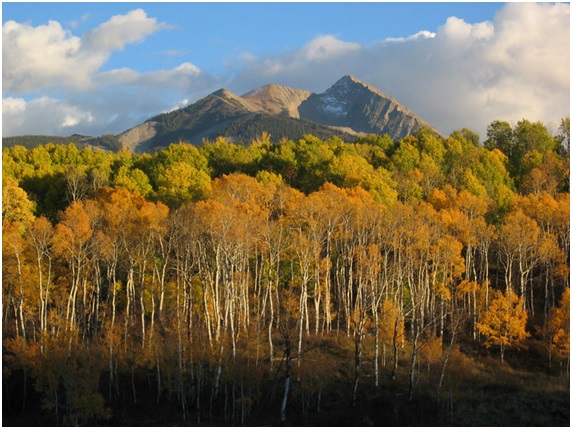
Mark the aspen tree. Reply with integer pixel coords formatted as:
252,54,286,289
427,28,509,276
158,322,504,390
2,177,36,224
543,288,570,374
498,210,540,311
3,220,28,340
477,288,529,364
28,217,54,347
52,201,93,336
350,303,371,406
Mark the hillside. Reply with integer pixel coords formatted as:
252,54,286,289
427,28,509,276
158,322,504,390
2,134,92,149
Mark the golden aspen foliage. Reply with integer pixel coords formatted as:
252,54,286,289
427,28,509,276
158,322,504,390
379,300,405,350
419,335,443,373
1,129,569,426
546,288,570,364
477,288,530,363
2,176,35,225
52,201,93,259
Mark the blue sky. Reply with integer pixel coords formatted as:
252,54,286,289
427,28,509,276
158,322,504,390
2,2,569,139
2,2,504,74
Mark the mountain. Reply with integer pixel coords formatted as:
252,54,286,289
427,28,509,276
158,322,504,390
3,76,439,152
242,84,312,117
117,86,358,152
298,75,432,140
117,75,440,152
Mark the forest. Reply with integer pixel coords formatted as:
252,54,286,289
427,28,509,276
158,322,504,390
2,118,570,426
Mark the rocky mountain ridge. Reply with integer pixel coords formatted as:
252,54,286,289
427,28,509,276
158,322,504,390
115,75,439,152
298,75,430,138
242,84,313,118
3,76,440,153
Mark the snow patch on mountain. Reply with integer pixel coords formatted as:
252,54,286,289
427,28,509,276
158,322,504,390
320,93,347,116
317,75,359,116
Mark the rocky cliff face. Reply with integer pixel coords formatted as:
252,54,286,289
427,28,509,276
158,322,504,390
298,75,433,141
242,84,312,118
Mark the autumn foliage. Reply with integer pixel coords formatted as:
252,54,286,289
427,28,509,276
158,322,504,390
2,120,570,425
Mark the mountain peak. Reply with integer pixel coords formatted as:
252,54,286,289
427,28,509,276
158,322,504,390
243,84,312,117
116,75,440,152
329,75,366,92
298,75,437,139
212,88,238,99
339,74,363,84
209,88,259,112
304,75,369,119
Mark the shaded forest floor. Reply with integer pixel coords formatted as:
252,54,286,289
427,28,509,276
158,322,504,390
3,336,569,427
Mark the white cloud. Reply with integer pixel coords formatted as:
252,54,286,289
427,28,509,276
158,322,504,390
164,98,191,113
82,8,166,52
2,58,217,137
300,35,361,61
230,35,363,94
2,19,89,92
173,62,201,75
136,62,204,91
2,9,216,137
2,97,95,136
97,68,141,86
3,97,27,114
2,9,166,93
439,16,494,43
230,2,569,139
384,30,436,43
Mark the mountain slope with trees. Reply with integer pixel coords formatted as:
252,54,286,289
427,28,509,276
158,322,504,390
2,118,570,426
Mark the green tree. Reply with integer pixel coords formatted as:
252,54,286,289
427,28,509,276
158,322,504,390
262,138,299,184
112,166,153,196
156,161,211,207
200,136,260,177
450,128,480,147
141,142,209,184
484,120,514,156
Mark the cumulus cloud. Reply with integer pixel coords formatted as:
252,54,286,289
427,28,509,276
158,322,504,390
230,2,569,138
2,8,166,93
2,59,217,137
3,97,96,136
82,9,167,52
2,9,216,136
300,35,361,61
3,19,87,92
230,35,363,94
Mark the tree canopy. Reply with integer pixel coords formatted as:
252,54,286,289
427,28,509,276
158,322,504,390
3,117,570,426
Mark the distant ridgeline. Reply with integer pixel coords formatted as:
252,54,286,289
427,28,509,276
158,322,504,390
3,134,122,151
3,135,88,149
